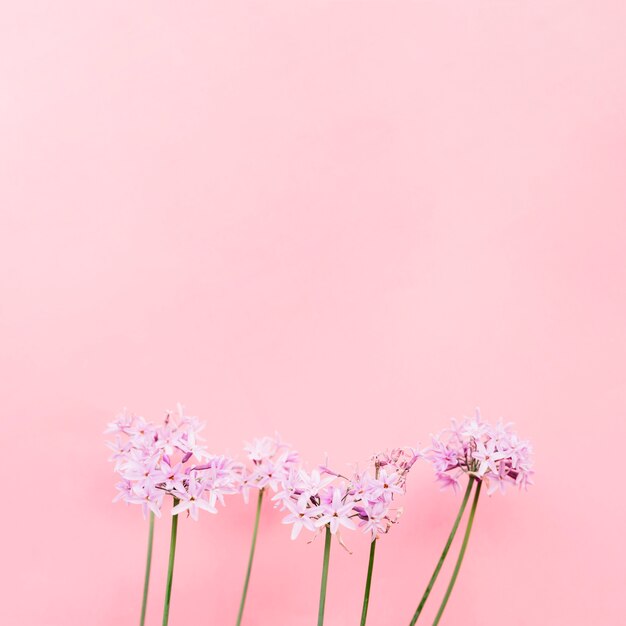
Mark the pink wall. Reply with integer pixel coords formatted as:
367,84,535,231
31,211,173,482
2,1,625,624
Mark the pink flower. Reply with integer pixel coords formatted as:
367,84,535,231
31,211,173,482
315,488,357,534
152,459,187,493
367,469,405,502
198,457,241,506
427,437,459,473
282,498,319,540
244,436,279,463
460,411,491,439
104,410,134,435
253,459,285,492
240,435,300,497
435,471,462,494
485,467,508,496
122,454,159,484
238,470,255,505
296,468,335,504
105,436,133,471
349,471,376,502
473,438,509,477
172,473,217,521
113,478,133,503
358,501,392,539
127,483,164,519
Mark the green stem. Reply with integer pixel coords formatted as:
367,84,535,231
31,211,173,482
140,512,155,626
432,480,482,626
409,477,475,625
236,489,264,626
317,526,332,626
359,538,377,626
162,498,180,626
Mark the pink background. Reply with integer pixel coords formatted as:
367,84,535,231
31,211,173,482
2,1,625,624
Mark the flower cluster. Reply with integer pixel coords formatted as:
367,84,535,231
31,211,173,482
105,405,241,520
238,434,300,502
274,447,419,543
425,410,534,496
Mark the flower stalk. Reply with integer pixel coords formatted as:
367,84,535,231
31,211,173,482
236,489,264,626
162,499,180,626
140,511,155,626
359,538,377,625
409,477,475,625
432,480,482,626
317,526,332,626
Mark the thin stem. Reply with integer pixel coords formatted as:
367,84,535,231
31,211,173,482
432,480,482,626
140,512,155,626
409,477,475,625
359,538,377,626
236,489,264,626
162,498,180,626
317,526,332,626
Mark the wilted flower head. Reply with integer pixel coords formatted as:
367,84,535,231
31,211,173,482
351,446,419,540
424,409,534,496
105,404,241,519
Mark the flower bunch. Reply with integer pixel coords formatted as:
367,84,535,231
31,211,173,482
425,410,534,496
105,407,533,626
275,446,419,542
105,405,240,520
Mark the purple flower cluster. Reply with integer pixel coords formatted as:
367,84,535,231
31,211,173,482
105,404,241,520
274,447,419,542
425,410,534,496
